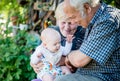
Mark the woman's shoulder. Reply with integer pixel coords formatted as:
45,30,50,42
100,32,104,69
75,26,86,36
48,25,60,31
48,25,62,35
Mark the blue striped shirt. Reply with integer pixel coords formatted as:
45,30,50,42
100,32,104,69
78,2,120,81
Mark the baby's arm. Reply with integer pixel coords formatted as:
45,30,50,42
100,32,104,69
30,46,42,64
62,35,74,56
66,35,74,43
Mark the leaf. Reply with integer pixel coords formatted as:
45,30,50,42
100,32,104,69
7,71,13,81
15,69,22,79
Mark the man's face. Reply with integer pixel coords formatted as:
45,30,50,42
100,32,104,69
63,1,88,28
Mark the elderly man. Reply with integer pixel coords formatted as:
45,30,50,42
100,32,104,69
54,0,120,81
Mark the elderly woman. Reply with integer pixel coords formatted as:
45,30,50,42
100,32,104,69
54,0,120,81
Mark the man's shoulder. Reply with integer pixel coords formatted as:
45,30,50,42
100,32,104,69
93,3,120,27
102,3,120,20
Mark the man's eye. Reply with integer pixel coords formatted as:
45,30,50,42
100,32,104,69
69,15,76,19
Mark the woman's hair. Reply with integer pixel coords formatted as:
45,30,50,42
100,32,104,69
55,2,67,21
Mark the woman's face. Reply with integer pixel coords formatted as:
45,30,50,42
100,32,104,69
57,20,78,37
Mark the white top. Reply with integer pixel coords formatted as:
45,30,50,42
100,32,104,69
30,42,72,65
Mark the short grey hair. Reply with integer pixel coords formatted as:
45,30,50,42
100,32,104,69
69,0,100,16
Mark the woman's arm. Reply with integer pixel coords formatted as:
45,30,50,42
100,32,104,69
62,35,74,55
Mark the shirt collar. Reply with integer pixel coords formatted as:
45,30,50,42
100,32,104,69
88,2,107,27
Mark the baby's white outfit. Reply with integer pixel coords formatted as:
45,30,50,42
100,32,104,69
30,42,72,80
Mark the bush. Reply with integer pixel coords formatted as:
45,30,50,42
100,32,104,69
0,27,36,81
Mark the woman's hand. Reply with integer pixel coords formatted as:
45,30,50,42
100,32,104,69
57,56,66,66
30,61,44,74
65,55,72,69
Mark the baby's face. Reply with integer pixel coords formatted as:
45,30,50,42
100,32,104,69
45,38,61,53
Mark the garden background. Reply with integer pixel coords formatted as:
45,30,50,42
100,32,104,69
0,0,119,81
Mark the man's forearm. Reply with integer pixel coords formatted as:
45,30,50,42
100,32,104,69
68,50,92,67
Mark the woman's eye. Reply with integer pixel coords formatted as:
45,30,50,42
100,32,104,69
68,22,71,25
62,22,66,24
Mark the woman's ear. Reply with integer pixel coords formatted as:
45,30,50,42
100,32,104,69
84,3,91,14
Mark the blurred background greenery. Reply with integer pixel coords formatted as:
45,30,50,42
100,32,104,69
0,0,119,81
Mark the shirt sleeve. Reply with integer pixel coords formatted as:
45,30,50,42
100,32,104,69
62,42,72,56
80,19,118,65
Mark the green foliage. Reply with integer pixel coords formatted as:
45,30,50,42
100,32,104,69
103,0,115,6
0,28,36,81
0,0,19,18
103,0,120,8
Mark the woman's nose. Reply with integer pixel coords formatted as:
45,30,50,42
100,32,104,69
64,23,69,30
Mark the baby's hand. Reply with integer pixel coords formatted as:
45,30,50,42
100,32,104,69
37,53,42,58
66,35,75,43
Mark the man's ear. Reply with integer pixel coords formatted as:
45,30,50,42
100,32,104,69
84,3,91,14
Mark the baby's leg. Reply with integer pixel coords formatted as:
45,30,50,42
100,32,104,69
42,74,54,81
61,66,71,75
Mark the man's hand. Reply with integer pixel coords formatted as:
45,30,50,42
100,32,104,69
65,55,77,73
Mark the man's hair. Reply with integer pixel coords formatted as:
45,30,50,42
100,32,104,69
69,0,100,17
69,0,100,8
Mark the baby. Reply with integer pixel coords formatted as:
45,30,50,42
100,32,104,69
30,28,73,81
